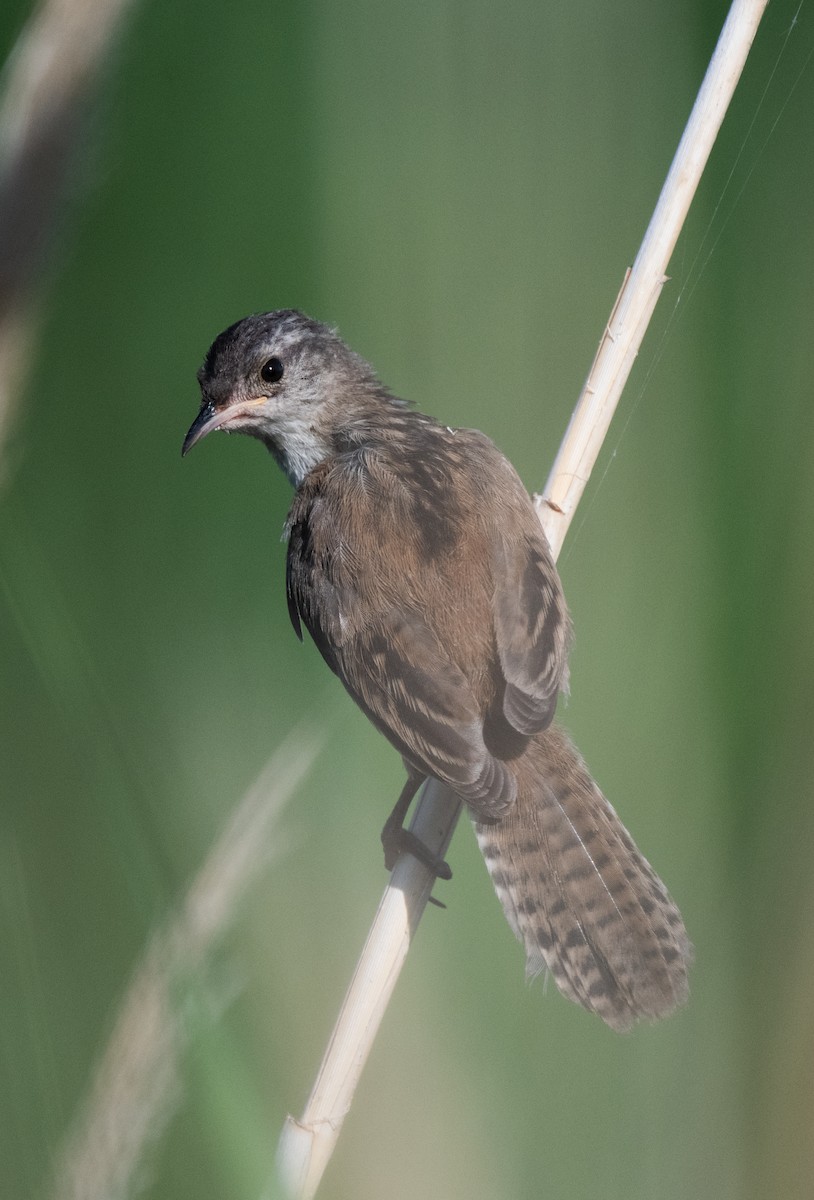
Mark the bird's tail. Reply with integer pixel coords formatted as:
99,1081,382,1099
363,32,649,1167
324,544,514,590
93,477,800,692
473,723,692,1031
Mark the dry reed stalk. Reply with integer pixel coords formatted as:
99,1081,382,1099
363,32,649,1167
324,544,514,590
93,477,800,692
276,2,770,1196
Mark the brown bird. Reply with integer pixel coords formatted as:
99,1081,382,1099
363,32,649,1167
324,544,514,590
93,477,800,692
182,309,691,1031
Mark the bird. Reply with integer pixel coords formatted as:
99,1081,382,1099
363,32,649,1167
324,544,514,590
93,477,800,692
182,308,691,1031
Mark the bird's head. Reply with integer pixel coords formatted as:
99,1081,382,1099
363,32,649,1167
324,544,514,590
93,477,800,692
182,309,382,487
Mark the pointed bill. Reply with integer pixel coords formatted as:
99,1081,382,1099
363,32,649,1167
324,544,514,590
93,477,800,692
181,397,265,456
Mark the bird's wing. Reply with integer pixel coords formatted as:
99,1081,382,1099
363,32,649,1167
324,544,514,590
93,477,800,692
338,606,517,817
290,523,517,817
490,500,572,735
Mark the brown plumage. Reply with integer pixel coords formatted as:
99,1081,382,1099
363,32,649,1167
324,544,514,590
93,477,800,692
183,309,691,1031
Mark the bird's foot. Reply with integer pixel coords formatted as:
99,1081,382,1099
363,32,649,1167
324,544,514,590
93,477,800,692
381,819,452,881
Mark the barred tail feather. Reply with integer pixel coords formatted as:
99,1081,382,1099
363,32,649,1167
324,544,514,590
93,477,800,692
474,724,692,1032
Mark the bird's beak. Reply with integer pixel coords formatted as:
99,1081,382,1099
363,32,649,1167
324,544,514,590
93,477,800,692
181,397,264,457
182,401,220,456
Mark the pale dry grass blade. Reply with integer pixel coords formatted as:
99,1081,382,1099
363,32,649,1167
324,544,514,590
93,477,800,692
52,730,320,1200
0,0,138,473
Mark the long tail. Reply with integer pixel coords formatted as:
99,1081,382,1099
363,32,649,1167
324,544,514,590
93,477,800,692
473,723,692,1031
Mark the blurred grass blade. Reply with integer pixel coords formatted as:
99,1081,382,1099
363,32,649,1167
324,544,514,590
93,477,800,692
0,0,138,474
50,729,321,1200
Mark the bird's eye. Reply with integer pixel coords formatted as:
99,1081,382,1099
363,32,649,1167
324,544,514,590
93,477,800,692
260,357,284,383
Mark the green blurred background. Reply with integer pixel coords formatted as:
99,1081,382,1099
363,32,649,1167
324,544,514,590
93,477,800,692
2,1,814,1197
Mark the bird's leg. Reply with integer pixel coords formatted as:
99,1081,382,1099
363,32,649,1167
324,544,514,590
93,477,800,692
381,773,452,881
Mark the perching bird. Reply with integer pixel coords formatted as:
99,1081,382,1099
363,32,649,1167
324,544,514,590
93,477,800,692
182,309,691,1031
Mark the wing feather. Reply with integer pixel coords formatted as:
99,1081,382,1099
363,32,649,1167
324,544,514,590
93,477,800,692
492,518,572,735
337,608,517,817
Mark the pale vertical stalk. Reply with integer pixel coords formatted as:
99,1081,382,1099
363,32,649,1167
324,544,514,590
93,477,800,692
277,780,461,1198
537,0,767,559
0,0,138,476
276,2,769,1196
